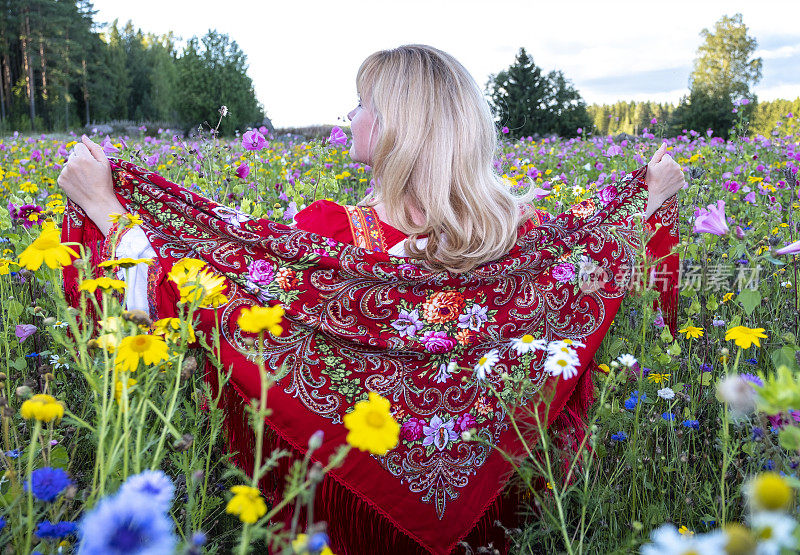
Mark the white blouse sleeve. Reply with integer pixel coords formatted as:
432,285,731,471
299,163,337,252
113,226,156,314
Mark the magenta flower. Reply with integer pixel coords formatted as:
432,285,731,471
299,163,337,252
15,324,37,342
247,260,275,285
455,413,476,432
598,184,618,205
235,162,250,179
420,331,457,354
100,136,119,156
605,145,623,157
692,200,729,236
400,418,425,441
650,118,658,125
744,191,756,203
552,263,575,283
501,126,509,134
242,130,267,151
775,239,800,256
327,127,348,147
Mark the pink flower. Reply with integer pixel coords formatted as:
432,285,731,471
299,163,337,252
552,263,575,283
248,260,275,285
420,331,457,354
598,184,618,205
456,413,477,432
15,324,37,342
501,126,509,134
744,191,756,203
100,136,119,155
242,129,267,151
775,239,800,256
327,127,348,147
693,200,729,236
650,118,658,125
236,162,250,179
605,145,623,157
400,417,425,441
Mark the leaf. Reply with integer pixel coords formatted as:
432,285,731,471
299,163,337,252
772,346,800,373
6,299,23,320
779,427,800,451
698,372,713,386
49,446,69,470
10,357,27,372
736,289,761,316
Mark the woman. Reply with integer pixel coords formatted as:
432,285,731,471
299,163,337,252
60,45,684,554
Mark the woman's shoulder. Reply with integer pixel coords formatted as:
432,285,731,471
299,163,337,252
293,200,409,247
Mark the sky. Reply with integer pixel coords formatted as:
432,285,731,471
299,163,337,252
90,0,800,128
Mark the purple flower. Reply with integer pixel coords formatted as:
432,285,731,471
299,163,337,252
283,201,298,222
741,373,764,388
457,304,488,331
146,154,159,166
100,136,119,155
650,118,658,125
744,191,757,203
552,263,575,283
420,330,457,354
775,239,800,256
400,417,425,441
422,415,457,451
605,145,623,157
391,309,424,338
15,324,37,342
235,162,250,179
8,202,43,229
242,129,267,151
598,184,618,205
692,200,729,236
248,260,275,285
501,126,509,134
327,127,348,147
455,413,476,432
652,311,665,329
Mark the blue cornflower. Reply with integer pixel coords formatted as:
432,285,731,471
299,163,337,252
4,449,20,459
661,412,675,421
745,357,758,365
25,352,39,358
308,532,331,551
118,470,175,512
35,520,77,539
611,432,628,442
682,419,700,429
78,492,177,554
0,517,6,532
624,391,646,410
763,459,775,470
699,363,713,373
24,467,72,502
191,531,207,546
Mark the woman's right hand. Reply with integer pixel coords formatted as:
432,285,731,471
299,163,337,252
58,135,126,235
644,142,686,218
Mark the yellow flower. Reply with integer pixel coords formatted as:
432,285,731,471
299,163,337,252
20,181,38,194
115,334,169,372
722,292,734,303
678,325,704,339
725,326,768,349
647,373,670,385
17,225,78,270
597,363,610,373
237,305,285,336
153,318,196,343
723,523,756,555
749,472,792,511
114,378,137,403
168,258,228,307
99,257,154,269
225,485,266,524
79,277,127,294
20,394,64,422
677,525,693,536
95,334,119,352
292,533,334,555
109,213,144,228
0,258,16,275
343,392,400,455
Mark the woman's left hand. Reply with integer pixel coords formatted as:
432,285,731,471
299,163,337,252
58,135,125,235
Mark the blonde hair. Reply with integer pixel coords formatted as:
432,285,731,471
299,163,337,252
356,44,535,273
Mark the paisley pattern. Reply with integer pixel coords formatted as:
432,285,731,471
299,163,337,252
62,159,679,554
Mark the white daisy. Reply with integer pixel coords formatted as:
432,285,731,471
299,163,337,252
474,349,500,381
547,338,586,357
750,511,797,555
49,354,69,370
657,387,675,400
510,334,547,356
617,353,638,368
641,524,727,555
544,348,580,380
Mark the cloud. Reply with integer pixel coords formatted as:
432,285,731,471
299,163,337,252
579,66,692,96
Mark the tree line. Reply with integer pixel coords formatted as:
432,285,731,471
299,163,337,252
487,14,797,140
0,0,263,134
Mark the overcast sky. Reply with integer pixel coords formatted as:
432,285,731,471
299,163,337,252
90,0,800,128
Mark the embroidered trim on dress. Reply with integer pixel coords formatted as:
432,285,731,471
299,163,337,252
343,205,386,252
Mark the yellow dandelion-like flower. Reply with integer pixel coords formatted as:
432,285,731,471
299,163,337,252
20,394,64,423
17,225,78,270
79,277,127,294
98,257,154,269
647,373,671,385
109,213,144,228
725,326,768,349
178,270,228,307
20,181,38,194
114,378,137,403
114,334,169,372
237,305,285,336
343,392,400,456
722,292,734,303
677,525,693,536
0,258,16,276
678,325,704,339
153,318,196,343
225,485,266,524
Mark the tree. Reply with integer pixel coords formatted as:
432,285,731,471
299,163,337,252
486,48,590,138
689,13,762,100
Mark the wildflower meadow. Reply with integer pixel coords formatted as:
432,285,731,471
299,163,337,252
1,108,800,554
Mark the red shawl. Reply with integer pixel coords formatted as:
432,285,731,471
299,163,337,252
62,159,679,554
